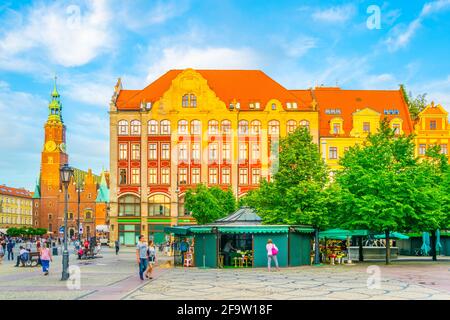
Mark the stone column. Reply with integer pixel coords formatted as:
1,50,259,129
170,117,179,225
140,112,148,236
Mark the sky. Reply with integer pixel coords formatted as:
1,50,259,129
0,0,450,191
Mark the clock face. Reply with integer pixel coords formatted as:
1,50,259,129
45,140,56,152
59,143,66,153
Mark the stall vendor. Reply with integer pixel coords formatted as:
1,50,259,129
223,240,236,266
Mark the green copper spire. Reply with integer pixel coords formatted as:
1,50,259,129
48,75,63,123
32,177,41,199
95,170,110,203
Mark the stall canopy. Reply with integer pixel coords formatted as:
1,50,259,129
96,225,109,232
214,206,262,225
164,226,191,235
217,226,289,234
319,228,369,239
374,232,409,240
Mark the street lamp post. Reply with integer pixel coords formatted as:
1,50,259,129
75,182,84,242
60,164,74,281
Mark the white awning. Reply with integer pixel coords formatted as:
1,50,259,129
96,225,109,232
0,228,7,234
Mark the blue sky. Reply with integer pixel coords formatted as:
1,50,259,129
1,0,450,190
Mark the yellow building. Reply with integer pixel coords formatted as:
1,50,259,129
0,185,33,231
109,69,318,245
314,87,415,171
413,102,450,159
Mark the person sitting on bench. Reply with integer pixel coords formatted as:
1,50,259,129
14,246,29,267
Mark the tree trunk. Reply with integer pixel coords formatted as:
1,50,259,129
431,230,437,261
358,236,364,262
385,230,391,265
314,227,320,265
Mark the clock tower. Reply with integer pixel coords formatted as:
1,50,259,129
41,78,68,189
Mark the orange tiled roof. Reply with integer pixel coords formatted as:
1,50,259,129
117,70,312,111
313,87,414,137
0,185,32,198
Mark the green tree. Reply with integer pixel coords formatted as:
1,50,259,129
401,84,427,120
242,127,331,264
185,184,236,224
335,119,422,264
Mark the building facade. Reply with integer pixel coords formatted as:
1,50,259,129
109,68,449,245
0,185,33,231
33,81,109,239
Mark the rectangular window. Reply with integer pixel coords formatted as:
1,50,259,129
131,144,140,160
333,123,340,134
119,168,127,185
222,167,230,184
251,143,260,162
160,168,170,184
148,168,157,184
209,143,218,162
363,122,370,133
179,168,188,185
252,168,261,185
419,144,426,155
209,168,218,184
430,120,437,130
178,143,188,161
131,168,140,184
441,144,448,155
148,143,157,160
161,143,170,160
119,143,128,160
191,168,200,184
239,168,248,185
239,143,248,162
191,143,200,162
329,147,338,160
222,143,231,162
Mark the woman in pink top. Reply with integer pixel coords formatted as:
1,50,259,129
266,239,280,272
39,243,52,275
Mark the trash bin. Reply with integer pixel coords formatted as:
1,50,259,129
52,247,58,256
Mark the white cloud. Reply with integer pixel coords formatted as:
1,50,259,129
385,0,450,51
0,0,114,69
311,4,356,23
145,46,261,82
279,36,317,58
118,0,190,31
411,75,450,112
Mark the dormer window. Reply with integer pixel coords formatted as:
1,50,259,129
272,103,276,110
249,103,254,109
287,102,292,109
255,102,260,109
293,102,297,109
430,120,437,130
333,123,341,134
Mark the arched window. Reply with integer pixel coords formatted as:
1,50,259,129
191,120,201,135
221,120,231,134
178,120,188,134
118,195,141,217
130,120,141,135
208,120,219,135
299,120,310,131
182,94,189,107
118,120,128,135
85,210,92,220
287,120,297,134
160,120,171,135
250,120,261,135
268,120,280,135
148,120,158,135
148,194,171,216
238,120,249,134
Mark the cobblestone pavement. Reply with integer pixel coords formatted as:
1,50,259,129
1,247,450,300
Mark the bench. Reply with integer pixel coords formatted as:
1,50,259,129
22,252,40,267
77,246,102,260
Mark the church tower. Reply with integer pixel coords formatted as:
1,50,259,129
41,77,68,189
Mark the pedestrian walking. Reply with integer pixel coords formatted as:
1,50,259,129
0,242,4,264
136,235,148,280
6,239,15,261
266,239,280,272
39,243,52,275
145,240,156,279
115,240,120,255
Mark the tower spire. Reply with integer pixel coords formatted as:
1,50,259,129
48,75,63,123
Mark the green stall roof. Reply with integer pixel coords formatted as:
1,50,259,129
217,226,289,234
164,226,191,235
374,232,409,240
293,226,315,234
320,228,369,239
190,227,214,234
